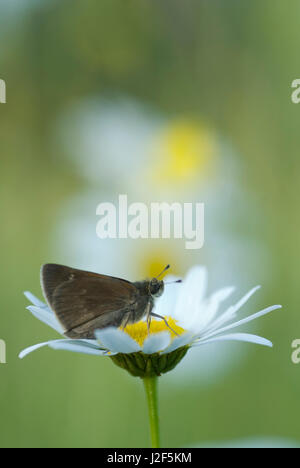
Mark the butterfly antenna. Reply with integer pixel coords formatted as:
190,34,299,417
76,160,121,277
165,279,182,285
156,264,170,279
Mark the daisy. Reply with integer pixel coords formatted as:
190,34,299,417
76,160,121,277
19,266,281,378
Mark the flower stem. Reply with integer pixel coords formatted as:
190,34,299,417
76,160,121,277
143,377,160,448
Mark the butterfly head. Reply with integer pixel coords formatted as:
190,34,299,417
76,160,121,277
149,278,165,298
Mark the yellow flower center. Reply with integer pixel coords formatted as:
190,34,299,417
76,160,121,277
138,248,181,279
149,120,216,186
123,317,185,347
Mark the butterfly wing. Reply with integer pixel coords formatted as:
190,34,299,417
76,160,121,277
41,264,141,339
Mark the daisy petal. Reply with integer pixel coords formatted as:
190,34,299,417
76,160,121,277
49,340,106,356
194,333,273,348
27,306,65,335
19,340,69,359
24,291,47,308
81,339,101,347
95,328,141,354
142,332,171,354
19,339,105,359
194,287,236,334
209,286,236,307
206,286,261,333
199,305,282,341
232,286,262,313
154,276,181,318
161,332,194,354
174,266,207,328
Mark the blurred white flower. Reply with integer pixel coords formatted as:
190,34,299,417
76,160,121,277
57,97,222,199
20,266,281,377
58,98,161,191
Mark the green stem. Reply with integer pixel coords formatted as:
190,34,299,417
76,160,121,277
143,377,160,448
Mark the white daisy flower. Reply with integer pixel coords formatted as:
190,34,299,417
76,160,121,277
19,266,281,377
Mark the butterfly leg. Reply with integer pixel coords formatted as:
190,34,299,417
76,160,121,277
150,312,179,337
146,302,152,334
121,313,131,331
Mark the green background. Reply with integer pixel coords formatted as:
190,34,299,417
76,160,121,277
0,0,299,448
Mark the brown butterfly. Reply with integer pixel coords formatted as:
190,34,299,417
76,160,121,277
41,264,181,339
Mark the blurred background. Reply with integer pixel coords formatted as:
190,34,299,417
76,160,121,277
0,0,299,448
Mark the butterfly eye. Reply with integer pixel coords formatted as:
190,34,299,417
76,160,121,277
150,280,162,296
